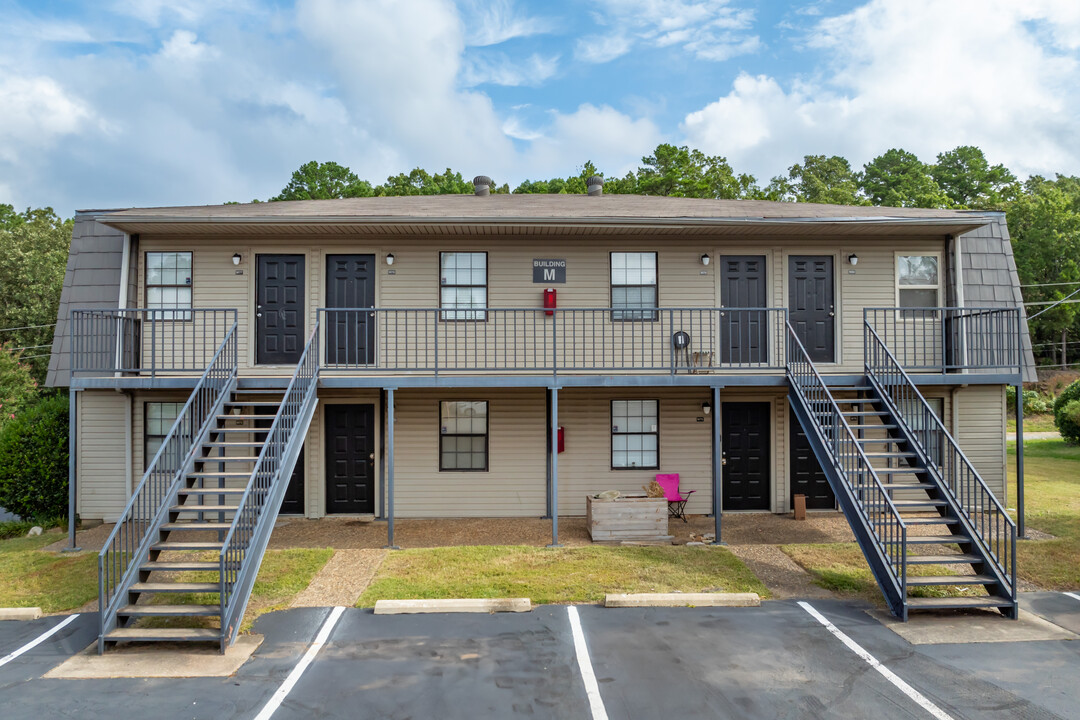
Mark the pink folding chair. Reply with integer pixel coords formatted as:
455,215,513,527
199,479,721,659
656,473,695,522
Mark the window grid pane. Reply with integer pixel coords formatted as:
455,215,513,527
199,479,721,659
440,252,488,321
147,252,193,318
440,400,489,471
611,399,659,469
611,252,658,322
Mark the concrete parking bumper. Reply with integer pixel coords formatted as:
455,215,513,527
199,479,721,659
605,592,761,608
0,608,43,621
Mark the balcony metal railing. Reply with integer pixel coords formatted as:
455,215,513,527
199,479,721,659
317,307,788,374
71,308,237,378
863,307,1021,375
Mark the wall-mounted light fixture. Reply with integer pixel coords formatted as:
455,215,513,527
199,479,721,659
702,401,712,416
700,253,711,266
232,253,242,266
386,253,395,266
847,253,859,266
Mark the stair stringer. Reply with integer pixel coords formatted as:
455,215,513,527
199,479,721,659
218,393,319,650
788,389,908,620
862,375,1018,618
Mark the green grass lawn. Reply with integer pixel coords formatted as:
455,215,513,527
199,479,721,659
0,534,98,612
1010,439,1080,590
1007,414,1058,433
356,545,770,606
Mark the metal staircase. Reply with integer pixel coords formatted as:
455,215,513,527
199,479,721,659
98,323,320,653
786,322,1017,620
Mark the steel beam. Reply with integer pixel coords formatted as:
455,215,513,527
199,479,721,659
64,390,81,552
386,388,399,549
711,386,724,545
1015,382,1026,538
548,387,560,547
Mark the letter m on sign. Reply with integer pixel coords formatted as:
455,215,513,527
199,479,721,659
544,268,556,281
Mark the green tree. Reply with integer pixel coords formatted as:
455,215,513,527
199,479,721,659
0,207,72,383
0,345,37,428
769,155,862,205
273,161,374,201
932,146,1018,209
1008,175,1080,365
859,148,949,208
0,394,68,521
635,144,760,199
375,168,474,196
513,161,602,195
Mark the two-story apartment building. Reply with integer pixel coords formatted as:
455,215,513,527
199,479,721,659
48,179,1035,650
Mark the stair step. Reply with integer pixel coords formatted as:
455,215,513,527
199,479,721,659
188,472,251,478
105,628,220,642
161,522,233,531
906,535,971,545
151,541,224,551
865,452,917,459
118,604,220,617
203,441,265,447
893,499,948,509
195,456,260,463
207,428,268,434
842,410,891,417
906,595,1014,610
224,401,282,407
131,582,220,594
904,516,959,525
217,414,273,421
880,482,936,490
232,389,286,394
835,398,881,405
907,574,997,586
177,487,247,495
906,553,984,565
873,467,926,475
170,505,238,513
848,423,898,430
140,561,221,572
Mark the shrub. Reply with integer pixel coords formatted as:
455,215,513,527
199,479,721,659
1006,387,1051,415
1053,380,1080,444
0,394,68,520
0,344,38,429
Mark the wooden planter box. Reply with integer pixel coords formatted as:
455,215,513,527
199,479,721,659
586,494,669,543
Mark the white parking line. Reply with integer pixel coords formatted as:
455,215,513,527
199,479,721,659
798,602,955,720
253,606,345,720
567,606,609,720
0,614,80,669
1064,592,1080,604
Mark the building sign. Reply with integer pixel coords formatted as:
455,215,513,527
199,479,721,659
533,259,566,283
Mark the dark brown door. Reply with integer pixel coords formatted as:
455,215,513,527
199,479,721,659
254,409,305,515
325,255,376,366
789,408,834,510
788,256,835,363
720,255,768,364
722,402,771,510
256,255,305,364
325,404,376,514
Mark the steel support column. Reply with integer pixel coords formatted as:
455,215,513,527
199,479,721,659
548,386,560,547
711,386,724,545
1015,382,1026,539
386,388,399,549
64,389,81,552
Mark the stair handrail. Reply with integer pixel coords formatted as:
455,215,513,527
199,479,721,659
786,322,908,601
218,322,320,647
97,321,238,641
864,322,1016,597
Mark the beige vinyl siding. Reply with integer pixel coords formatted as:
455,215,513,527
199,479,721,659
77,390,131,521
392,388,546,517
955,384,1007,501
556,387,714,517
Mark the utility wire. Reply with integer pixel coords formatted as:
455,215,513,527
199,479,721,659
1029,286,1080,318
1020,280,1080,288
0,323,56,332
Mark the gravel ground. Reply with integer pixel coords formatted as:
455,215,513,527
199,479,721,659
727,544,834,599
291,549,387,607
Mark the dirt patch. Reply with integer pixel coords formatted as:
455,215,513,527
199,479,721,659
43,523,113,553
727,544,834,600
292,549,387,607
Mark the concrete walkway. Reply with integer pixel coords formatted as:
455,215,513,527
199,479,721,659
1006,431,1059,440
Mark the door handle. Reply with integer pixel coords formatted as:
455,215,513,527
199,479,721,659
256,313,262,318
369,453,375,461
722,458,728,465
828,312,835,317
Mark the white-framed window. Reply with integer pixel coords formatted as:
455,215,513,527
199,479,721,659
611,399,659,469
144,402,190,469
896,254,941,308
440,252,487,321
611,252,658,321
146,251,193,320
439,401,488,471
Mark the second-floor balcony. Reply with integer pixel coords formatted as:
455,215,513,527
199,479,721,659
68,305,1023,384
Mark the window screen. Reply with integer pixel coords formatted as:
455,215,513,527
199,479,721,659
897,255,940,308
611,399,659,469
146,252,193,320
440,401,489,471
440,252,487,321
611,252,658,321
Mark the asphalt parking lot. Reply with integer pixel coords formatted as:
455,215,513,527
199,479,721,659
0,593,1077,720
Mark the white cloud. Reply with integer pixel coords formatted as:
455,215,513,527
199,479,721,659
683,0,1080,181
158,30,218,63
521,104,664,179
463,52,559,87
457,0,554,46
0,75,96,163
577,0,759,63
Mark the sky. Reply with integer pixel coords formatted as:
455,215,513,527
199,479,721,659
2,0,1080,216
